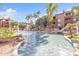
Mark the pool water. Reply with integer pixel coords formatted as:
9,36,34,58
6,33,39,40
17,31,74,56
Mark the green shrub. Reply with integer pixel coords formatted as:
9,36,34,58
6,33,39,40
0,28,16,38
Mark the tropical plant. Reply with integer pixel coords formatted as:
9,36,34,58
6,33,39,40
66,23,74,38
76,21,79,26
35,16,48,30
72,6,79,19
72,6,79,10
0,28,16,38
0,3,3,7
25,14,32,21
34,11,41,30
25,14,33,30
11,20,18,27
46,3,58,24
34,11,40,19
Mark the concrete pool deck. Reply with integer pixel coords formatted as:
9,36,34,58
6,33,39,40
0,41,23,56
64,36,79,56
0,36,24,56
73,42,79,56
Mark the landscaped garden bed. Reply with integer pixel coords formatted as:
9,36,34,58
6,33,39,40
66,36,79,42
0,28,24,43
0,28,24,55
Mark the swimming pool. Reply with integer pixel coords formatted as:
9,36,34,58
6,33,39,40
17,31,74,56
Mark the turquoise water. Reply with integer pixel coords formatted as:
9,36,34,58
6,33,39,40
18,31,74,56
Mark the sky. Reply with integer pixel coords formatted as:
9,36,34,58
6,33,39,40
0,3,79,23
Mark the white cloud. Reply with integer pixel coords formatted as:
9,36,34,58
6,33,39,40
6,8,16,14
0,8,17,18
66,8,71,11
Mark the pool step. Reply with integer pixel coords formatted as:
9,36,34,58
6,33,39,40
64,36,79,56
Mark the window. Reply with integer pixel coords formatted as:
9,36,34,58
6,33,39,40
73,18,76,21
58,24,61,27
58,19,61,22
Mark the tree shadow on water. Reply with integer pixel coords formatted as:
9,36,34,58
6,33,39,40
35,32,49,46
18,41,37,56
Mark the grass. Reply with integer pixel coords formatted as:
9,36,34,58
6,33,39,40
0,28,16,38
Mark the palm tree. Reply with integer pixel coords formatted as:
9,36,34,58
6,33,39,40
0,3,3,8
46,3,58,24
25,14,33,30
34,11,40,30
72,6,79,19
46,3,58,31
25,14,32,23
34,11,40,19
72,6,79,10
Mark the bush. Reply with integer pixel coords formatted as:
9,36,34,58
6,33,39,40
0,28,16,38
67,36,79,41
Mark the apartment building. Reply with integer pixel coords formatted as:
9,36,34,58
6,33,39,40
0,18,11,28
55,11,78,29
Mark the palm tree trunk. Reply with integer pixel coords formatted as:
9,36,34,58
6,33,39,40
76,25,79,35
16,21,19,33
69,27,73,38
